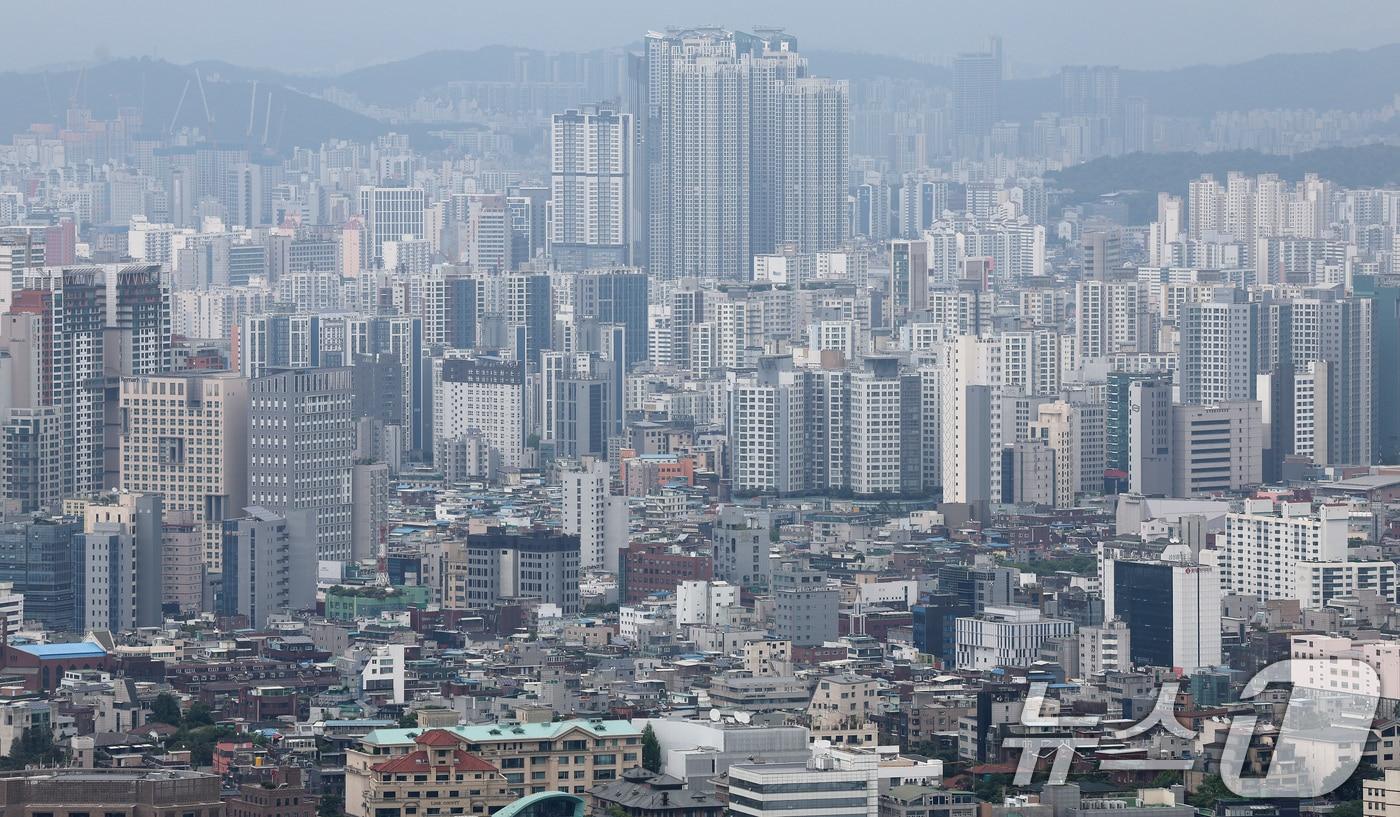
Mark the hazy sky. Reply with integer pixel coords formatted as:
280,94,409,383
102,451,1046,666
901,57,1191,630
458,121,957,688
13,0,1400,75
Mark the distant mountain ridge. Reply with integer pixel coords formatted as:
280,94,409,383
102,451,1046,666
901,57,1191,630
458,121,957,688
0,57,393,149
1049,144,1400,223
0,42,1397,152
307,41,1400,116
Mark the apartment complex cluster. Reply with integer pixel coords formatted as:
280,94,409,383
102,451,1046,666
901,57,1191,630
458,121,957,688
0,19,1395,817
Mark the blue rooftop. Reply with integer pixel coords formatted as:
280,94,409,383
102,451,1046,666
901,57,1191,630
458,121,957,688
15,642,106,659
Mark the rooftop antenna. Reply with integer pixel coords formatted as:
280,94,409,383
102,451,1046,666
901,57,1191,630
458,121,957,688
70,65,86,108
168,79,191,134
246,80,258,138
194,68,213,127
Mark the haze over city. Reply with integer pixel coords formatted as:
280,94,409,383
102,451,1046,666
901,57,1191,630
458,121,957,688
0,6,1397,817
10,0,1400,72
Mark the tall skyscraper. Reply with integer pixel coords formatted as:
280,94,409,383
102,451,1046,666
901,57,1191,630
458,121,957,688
248,368,355,564
646,28,753,281
1028,399,1106,505
1258,291,1374,467
107,264,173,377
1179,289,1257,405
467,194,513,273
848,358,923,497
442,274,481,351
119,372,250,574
730,357,810,495
1355,275,1399,463
3,269,108,496
888,240,929,328
1060,65,1121,122
645,28,848,280
549,105,634,271
1126,377,1173,496
952,37,1003,146
1288,293,1373,467
941,335,1003,509
1075,278,1145,366
768,77,850,254
503,272,552,368
545,352,618,461
346,315,425,455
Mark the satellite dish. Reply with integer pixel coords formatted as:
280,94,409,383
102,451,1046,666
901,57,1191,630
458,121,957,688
735,711,751,724
709,708,721,722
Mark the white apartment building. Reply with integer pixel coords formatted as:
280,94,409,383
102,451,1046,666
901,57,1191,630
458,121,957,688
1078,619,1132,676
1291,634,1400,700
432,354,525,469
926,289,996,337
848,369,904,496
549,105,634,271
810,320,861,361
940,335,1003,505
127,217,178,264
925,216,1044,284
1179,292,1255,405
1028,399,1105,506
1076,279,1145,366
676,580,740,627
0,581,23,626
171,287,268,340
1293,560,1398,609
381,236,431,276
561,460,630,572
730,369,808,495
358,186,425,266
1222,499,1349,599
955,605,1075,671
1001,330,1062,397
1363,769,1400,817
755,251,815,287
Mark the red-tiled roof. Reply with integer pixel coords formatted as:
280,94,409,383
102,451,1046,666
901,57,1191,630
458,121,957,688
415,729,465,747
373,749,499,775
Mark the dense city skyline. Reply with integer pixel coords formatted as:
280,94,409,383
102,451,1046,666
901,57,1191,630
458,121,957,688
0,9,1399,817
